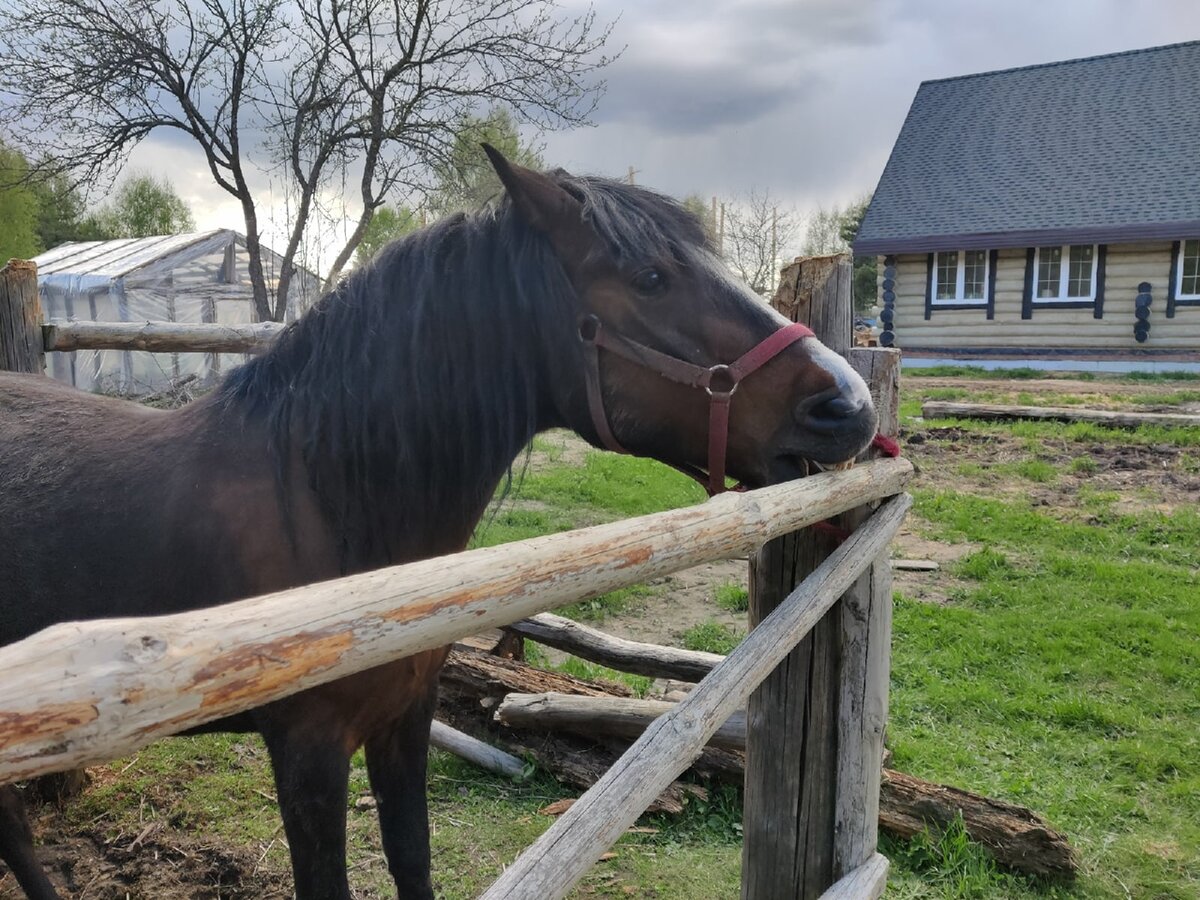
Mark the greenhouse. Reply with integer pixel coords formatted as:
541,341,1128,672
33,230,319,393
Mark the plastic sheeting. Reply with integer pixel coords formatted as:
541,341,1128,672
35,231,319,395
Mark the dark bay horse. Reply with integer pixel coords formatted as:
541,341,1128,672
0,147,877,898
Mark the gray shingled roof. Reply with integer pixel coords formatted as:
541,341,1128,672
854,41,1200,254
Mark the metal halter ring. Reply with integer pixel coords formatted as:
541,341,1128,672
705,364,739,397
578,314,601,343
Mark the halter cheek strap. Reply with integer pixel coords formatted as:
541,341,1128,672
578,315,815,495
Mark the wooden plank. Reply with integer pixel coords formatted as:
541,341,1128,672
922,401,1200,429
891,559,938,571
495,692,746,750
505,613,723,682
741,261,895,899
817,853,888,900
42,320,284,353
0,259,44,374
0,458,912,784
479,494,912,900
880,770,1078,881
428,720,525,779
834,347,902,880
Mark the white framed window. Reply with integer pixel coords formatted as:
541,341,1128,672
1177,239,1200,299
1034,245,1097,302
930,249,988,303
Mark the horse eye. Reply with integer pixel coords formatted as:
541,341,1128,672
632,268,667,296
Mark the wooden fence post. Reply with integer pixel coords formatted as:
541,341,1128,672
0,259,44,374
741,254,899,898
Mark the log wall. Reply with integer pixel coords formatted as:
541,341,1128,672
884,242,1200,351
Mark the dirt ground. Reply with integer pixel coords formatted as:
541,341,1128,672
5,375,1196,898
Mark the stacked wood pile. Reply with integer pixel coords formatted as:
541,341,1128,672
438,621,1078,881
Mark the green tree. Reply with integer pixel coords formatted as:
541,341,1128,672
27,169,90,249
0,144,41,261
355,206,421,265
85,172,195,239
838,194,876,314
428,109,544,218
680,194,717,244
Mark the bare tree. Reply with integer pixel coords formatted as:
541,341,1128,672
801,204,851,257
0,0,613,321
721,190,799,296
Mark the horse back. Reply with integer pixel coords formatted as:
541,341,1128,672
0,373,339,645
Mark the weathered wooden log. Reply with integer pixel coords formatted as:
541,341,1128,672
0,259,44,374
495,692,745,750
489,692,1077,880
880,770,1077,881
817,853,888,900
480,494,911,900
744,259,899,899
435,704,701,816
504,613,724,682
42,320,284,354
834,346,902,883
923,400,1200,429
442,647,633,702
0,458,912,784
428,720,526,779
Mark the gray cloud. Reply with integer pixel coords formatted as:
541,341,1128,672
109,0,1200,266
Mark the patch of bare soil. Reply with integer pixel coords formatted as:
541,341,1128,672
907,426,1198,513
889,528,978,606
907,374,1180,408
610,559,749,645
2,811,291,899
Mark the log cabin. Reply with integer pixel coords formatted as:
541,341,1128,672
853,41,1200,372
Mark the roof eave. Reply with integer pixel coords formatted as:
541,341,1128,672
854,220,1200,256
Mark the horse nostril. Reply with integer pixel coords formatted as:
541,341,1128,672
797,390,869,435
812,396,863,420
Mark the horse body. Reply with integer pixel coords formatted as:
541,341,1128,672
0,150,878,898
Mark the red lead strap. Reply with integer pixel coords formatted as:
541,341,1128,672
578,316,814,495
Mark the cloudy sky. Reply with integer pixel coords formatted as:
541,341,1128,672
131,0,1200,262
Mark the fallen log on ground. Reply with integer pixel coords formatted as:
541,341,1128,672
429,720,525,779
879,770,1076,881
496,692,746,751
484,689,1076,880
505,613,723,681
442,646,633,702
922,400,1200,429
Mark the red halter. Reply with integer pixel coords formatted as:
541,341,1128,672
578,314,815,495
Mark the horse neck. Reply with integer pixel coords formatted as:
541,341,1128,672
216,236,566,568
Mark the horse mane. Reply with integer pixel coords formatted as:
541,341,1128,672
213,172,710,570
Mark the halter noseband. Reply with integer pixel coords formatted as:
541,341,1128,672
578,315,815,495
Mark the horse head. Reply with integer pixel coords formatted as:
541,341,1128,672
485,146,878,490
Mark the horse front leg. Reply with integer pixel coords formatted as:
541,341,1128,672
0,785,60,900
259,717,354,900
364,677,440,900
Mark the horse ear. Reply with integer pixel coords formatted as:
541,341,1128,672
482,143,591,249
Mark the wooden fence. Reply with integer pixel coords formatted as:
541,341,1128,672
0,255,909,899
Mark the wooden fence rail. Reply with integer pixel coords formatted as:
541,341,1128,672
41,320,284,354
481,494,911,900
0,457,912,785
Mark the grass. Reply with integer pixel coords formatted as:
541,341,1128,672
714,581,749,613
681,621,743,655
890,488,1199,898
